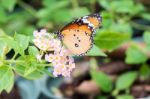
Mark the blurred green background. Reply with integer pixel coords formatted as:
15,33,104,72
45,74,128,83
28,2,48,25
0,0,149,36
0,0,150,99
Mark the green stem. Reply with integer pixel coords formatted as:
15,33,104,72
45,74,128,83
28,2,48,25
112,89,119,96
37,63,53,67
5,60,25,63
18,0,37,18
90,0,96,13
130,21,150,31
8,65,15,70
71,0,79,9
11,53,18,60
90,57,98,70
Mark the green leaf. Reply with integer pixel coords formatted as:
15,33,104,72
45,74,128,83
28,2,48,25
96,95,107,99
14,34,30,51
50,9,72,23
23,56,39,77
90,70,113,92
1,31,31,56
139,64,150,79
143,31,150,50
43,0,69,10
98,0,110,10
141,13,150,21
14,64,43,80
0,28,6,37
38,67,54,77
38,0,69,18
125,44,148,64
24,65,36,77
0,36,18,54
117,94,134,99
1,0,17,11
28,46,39,57
42,0,57,7
109,0,144,15
0,66,14,93
0,7,8,23
110,23,132,34
1,38,19,55
100,11,114,29
86,45,106,56
99,0,144,16
95,31,130,50
13,55,44,80
110,0,134,14
90,58,98,70
116,71,138,90
0,34,29,55
0,40,7,58
70,7,89,18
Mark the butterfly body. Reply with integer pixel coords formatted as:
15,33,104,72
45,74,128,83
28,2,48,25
58,13,102,55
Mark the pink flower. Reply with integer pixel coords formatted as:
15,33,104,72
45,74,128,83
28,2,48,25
53,68,61,77
45,54,54,62
52,55,75,77
33,29,55,51
33,29,75,77
62,70,71,77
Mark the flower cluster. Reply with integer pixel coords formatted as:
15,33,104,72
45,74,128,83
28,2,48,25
33,29,75,77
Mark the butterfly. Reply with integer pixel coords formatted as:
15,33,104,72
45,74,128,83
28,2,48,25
58,13,102,55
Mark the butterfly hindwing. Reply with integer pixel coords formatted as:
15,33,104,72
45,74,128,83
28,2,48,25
62,29,92,55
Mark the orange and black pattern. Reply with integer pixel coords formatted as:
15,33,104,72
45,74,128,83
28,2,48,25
59,13,102,55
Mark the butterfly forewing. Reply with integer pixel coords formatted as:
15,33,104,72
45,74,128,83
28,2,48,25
87,16,101,29
61,23,92,35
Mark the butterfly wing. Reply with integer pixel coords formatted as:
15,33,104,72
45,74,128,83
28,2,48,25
60,13,102,55
61,24,92,35
60,13,102,36
62,29,92,55
86,14,102,29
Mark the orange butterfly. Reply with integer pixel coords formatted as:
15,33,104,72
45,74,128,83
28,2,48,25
58,13,102,55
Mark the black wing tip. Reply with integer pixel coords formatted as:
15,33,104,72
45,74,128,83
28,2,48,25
90,13,102,22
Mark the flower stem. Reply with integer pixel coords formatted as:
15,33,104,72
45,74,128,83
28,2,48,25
5,60,25,63
90,0,96,13
18,0,37,18
130,21,150,31
37,63,53,67
11,53,18,60
71,0,79,9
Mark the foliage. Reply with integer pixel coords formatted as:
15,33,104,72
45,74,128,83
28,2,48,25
125,44,148,64
0,0,149,98
0,32,54,92
0,66,14,93
86,45,106,56
95,31,130,50
115,71,138,90
90,69,113,92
